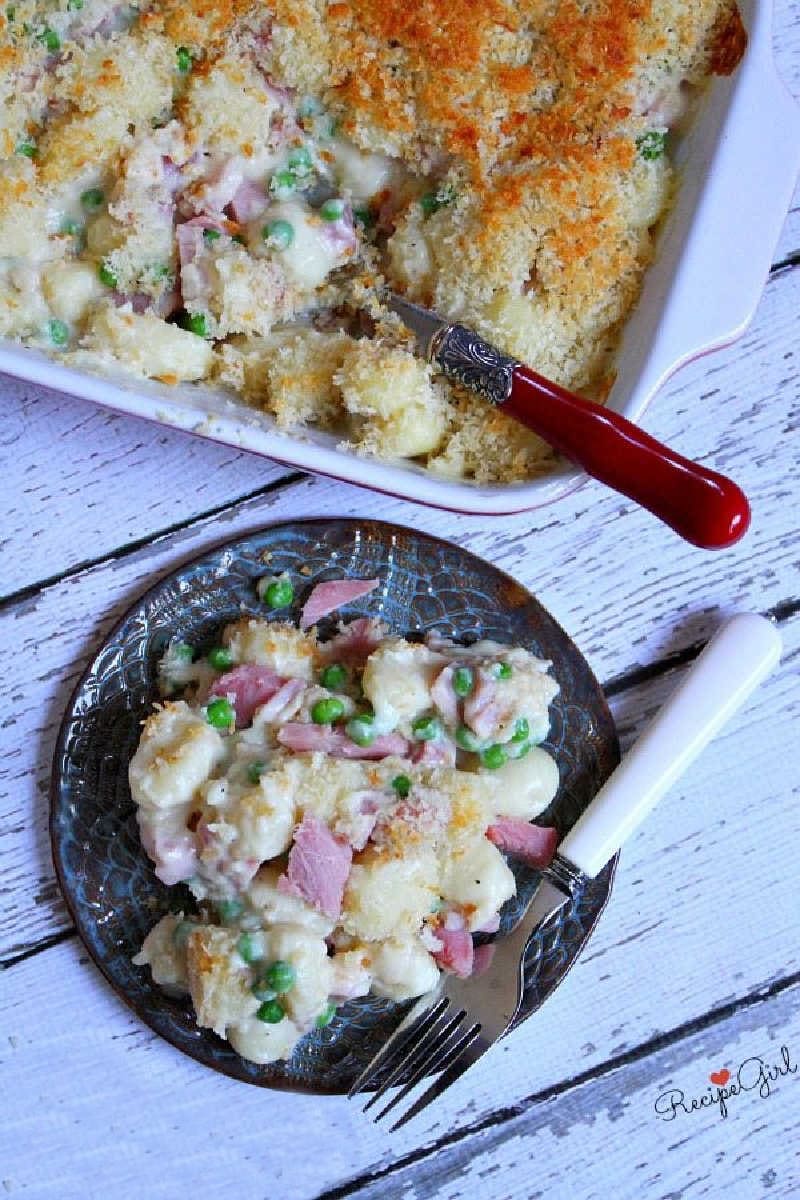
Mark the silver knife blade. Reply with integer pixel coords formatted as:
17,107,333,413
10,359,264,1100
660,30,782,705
384,292,449,360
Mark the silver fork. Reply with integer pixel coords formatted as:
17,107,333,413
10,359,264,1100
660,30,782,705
348,614,781,1130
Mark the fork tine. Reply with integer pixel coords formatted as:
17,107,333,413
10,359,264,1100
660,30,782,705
348,993,445,1099
363,1000,456,1112
372,1008,468,1123
388,1025,483,1132
356,997,449,1108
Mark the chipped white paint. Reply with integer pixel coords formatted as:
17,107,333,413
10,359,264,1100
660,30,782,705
0,7,798,1197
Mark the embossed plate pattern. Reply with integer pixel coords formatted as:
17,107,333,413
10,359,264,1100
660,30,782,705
50,519,619,1093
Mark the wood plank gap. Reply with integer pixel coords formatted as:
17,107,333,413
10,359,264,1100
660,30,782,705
313,970,800,1200
0,471,307,611
1,926,76,971
770,249,800,276
604,597,799,698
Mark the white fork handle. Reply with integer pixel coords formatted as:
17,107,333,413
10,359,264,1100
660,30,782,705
559,613,782,878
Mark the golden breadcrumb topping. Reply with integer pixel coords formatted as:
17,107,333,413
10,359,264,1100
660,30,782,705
0,0,744,482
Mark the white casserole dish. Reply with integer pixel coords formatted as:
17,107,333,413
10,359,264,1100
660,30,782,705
1,0,798,515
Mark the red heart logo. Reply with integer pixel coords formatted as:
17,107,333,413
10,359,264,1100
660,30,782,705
709,1069,730,1086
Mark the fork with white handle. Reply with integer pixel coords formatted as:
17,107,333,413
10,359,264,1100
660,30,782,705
348,613,782,1130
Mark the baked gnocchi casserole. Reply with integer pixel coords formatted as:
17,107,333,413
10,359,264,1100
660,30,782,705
131,575,561,1065
1,0,744,480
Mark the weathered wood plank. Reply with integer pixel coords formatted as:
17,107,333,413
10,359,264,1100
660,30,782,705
336,982,800,1200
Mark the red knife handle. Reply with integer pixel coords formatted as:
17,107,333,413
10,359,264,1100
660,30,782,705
503,365,750,549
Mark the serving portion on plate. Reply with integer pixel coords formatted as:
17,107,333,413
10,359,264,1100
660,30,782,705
1,0,750,489
50,519,618,1090
130,575,563,1066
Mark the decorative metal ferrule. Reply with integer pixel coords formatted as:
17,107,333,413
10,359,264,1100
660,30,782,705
431,323,520,406
546,852,590,898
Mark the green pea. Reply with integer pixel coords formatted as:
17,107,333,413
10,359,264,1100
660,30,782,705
257,999,285,1023
203,227,221,242
452,665,474,698
311,696,345,724
511,717,529,743
60,218,82,237
420,184,456,217
171,641,194,662
81,187,105,212
455,725,483,753
636,130,667,161
315,1001,337,1028
264,959,296,993
506,739,532,761
287,145,313,175
320,198,345,222
97,262,117,289
480,744,508,770
270,168,297,197
36,26,60,51
353,206,375,229
176,46,192,73
207,646,233,671
347,714,375,747
47,319,69,347
320,663,347,690
173,919,197,949
205,697,235,729
493,662,512,680
258,576,294,608
180,311,209,337
252,980,277,1002
262,219,294,250
246,760,267,785
67,0,83,9
16,140,36,158
236,931,264,964
411,713,441,742
391,774,411,798
218,898,243,924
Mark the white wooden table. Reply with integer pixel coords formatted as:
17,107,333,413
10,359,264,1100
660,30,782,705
2,16,799,1197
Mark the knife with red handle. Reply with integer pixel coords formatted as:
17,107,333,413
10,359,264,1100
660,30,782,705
386,293,750,550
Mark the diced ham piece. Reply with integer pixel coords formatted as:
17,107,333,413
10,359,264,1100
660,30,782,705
230,179,269,223
411,737,457,767
299,578,380,629
176,221,207,273
277,815,352,919
138,823,197,886
253,677,306,723
463,667,511,741
471,944,496,977
319,207,357,257
318,617,386,667
486,820,558,869
194,158,244,216
432,926,474,978
209,664,286,727
429,665,460,728
277,723,409,760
